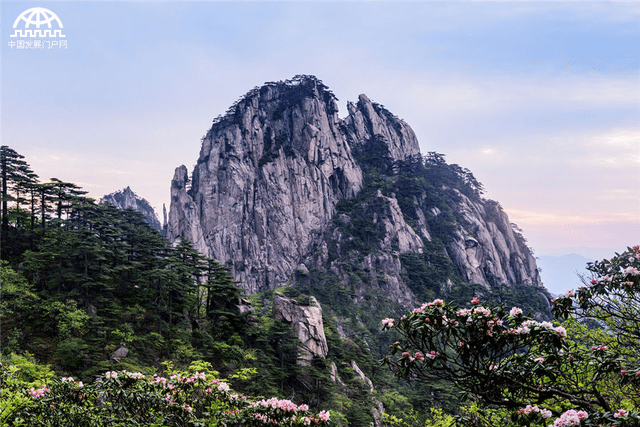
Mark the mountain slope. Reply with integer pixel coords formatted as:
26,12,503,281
168,75,548,315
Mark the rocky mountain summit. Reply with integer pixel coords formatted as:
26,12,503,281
168,75,546,311
100,187,163,232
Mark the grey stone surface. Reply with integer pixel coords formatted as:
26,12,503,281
168,75,544,304
446,193,543,291
100,187,162,232
168,77,364,293
272,292,328,365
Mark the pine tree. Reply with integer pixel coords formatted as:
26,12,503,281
0,146,38,259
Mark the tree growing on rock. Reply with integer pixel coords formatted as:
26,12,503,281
383,246,640,426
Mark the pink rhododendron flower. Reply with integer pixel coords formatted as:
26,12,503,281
614,409,627,418
382,318,395,327
29,386,50,398
554,326,567,338
473,306,491,316
553,409,588,426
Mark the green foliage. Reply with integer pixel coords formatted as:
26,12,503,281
384,246,640,426
1,367,331,426
0,143,555,424
0,263,38,316
0,150,252,382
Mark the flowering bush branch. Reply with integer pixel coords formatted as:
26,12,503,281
383,246,640,426
2,368,330,426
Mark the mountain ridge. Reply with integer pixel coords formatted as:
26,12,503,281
167,75,547,313
99,186,163,232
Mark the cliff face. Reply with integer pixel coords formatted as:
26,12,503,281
343,94,421,163
168,75,544,304
449,194,542,290
168,76,405,293
272,292,328,365
100,187,162,232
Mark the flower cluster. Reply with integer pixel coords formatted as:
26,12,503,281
317,410,330,421
61,376,84,388
614,409,628,418
502,319,567,339
150,375,167,385
123,370,145,379
509,307,523,316
517,404,552,419
473,306,491,317
551,409,588,426
15,370,331,426
28,385,50,398
105,371,118,379
251,397,302,412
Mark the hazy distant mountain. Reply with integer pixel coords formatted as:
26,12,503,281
536,247,627,261
537,254,594,295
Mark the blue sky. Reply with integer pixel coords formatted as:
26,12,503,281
2,1,639,260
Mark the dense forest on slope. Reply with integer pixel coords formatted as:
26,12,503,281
0,141,554,426
0,146,428,426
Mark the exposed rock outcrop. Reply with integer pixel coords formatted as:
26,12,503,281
168,76,364,293
350,360,374,393
166,74,549,426
343,94,421,163
100,187,162,232
350,360,384,427
168,75,545,306
447,194,543,290
374,190,424,254
272,292,328,365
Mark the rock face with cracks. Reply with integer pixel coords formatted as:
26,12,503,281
100,187,162,232
271,292,328,365
168,75,543,299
